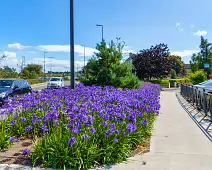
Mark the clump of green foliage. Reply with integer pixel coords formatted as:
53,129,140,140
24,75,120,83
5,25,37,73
81,38,141,89
21,64,43,79
189,70,207,84
171,70,177,79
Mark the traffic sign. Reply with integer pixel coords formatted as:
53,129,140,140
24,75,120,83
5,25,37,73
204,63,210,68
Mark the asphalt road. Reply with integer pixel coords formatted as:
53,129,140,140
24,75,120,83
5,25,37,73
32,81,71,91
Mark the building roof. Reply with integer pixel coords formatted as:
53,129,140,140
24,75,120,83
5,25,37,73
185,64,191,69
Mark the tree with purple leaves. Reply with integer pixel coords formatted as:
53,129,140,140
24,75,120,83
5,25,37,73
131,43,174,80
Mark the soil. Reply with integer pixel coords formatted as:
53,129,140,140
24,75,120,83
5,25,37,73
130,137,150,157
0,137,34,166
0,137,151,167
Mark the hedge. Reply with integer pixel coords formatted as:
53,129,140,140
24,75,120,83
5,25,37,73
27,79,46,85
149,78,191,87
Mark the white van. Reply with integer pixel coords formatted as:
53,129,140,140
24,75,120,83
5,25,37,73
47,77,65,89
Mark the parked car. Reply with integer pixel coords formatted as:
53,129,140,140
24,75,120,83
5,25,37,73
0,79,32,106
47,77,65,89
193,80,212,93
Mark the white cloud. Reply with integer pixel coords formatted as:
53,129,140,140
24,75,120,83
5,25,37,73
0,58,19,68
1,51,16,58
176,23,180,27
5,42,137,71
8,43,31,50
0,52,19,69
193,30,208,36
176,22,184,32
36,45,70,52
8,43,98,57
122,49,136,54
36,44,98,56
122,46,136,54
171,50,199,57
31,57,86,72
190,25,195,28
74,45,98,57
28,51,36,54
7,43,135,58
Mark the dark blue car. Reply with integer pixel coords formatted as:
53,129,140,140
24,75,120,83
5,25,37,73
0,79,32,106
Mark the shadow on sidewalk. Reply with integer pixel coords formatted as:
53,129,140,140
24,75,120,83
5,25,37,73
162,88,180,91
176,92,212,142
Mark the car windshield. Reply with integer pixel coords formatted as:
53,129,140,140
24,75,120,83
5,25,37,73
50,78,60,81
0,80,13,88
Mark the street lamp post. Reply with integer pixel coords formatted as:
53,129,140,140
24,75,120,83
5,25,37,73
96,24,103,42
84,45,86,75
44,52,47,78
206,43,212,63
48,57,54,77
205,43,212,79
70,0,75,89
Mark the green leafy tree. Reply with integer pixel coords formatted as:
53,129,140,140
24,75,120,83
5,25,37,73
190,36,212,73
21,64,43,79
171,70,177,79
81,38,141,89
189,70,207,85
168,55,186,75
0,66,18,78
131,43,174,80
3,66,18,78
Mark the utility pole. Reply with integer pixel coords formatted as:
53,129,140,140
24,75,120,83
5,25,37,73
96,24,104,42
84,45,86,75
44,52,47,78
19,56,26,73
48,57,54,77
70,0,75,89
205,43,212,79
22,56,25,68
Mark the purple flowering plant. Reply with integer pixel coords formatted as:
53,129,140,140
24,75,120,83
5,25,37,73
0,83,161,169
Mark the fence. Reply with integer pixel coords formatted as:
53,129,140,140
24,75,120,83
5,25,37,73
180,83,212,122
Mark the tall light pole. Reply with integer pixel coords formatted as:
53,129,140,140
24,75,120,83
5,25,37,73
70,0,75,89
205,43,212,79
84,45,86,75
96,24,103,42
44,52,47,78
48,57,54,77
23,56,25,68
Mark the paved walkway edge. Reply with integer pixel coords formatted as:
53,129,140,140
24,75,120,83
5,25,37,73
176,92,212,142
108,90,212,170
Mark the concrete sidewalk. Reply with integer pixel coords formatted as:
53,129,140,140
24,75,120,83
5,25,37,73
109,90,212,170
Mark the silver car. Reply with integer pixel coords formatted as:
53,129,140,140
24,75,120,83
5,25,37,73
193,80,212,93
47,77,65,89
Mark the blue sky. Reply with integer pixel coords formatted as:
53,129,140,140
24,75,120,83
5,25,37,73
0,0,211,72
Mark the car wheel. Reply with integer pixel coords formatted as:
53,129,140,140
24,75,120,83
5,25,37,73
6,95,13,102
8,94,13,98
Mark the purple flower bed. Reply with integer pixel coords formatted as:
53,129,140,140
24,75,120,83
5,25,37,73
0,83,161,169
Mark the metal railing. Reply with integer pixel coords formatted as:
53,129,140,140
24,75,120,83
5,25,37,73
180,83,212,128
